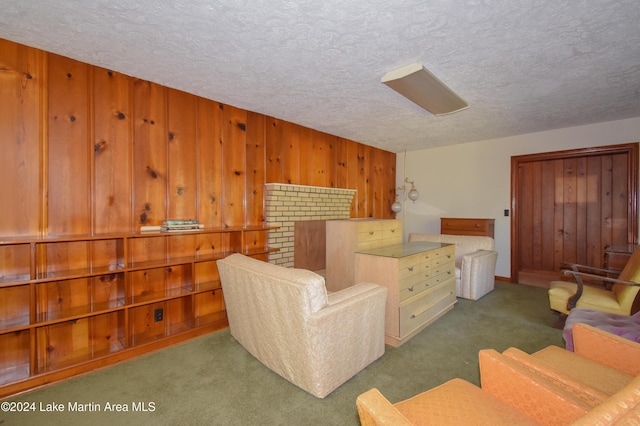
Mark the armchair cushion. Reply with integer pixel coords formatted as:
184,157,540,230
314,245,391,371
408,233,497,300
548,280,633,315
217,253,387,398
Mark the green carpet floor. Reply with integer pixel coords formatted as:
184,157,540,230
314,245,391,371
1,282,563,426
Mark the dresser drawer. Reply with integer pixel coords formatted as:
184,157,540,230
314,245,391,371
357,228,384,244
382,221,402,240
430,269,455,287
399,283,456,336
441,218,495,237
399,274,430,301
431,259,455,277
398,256,428,280
432,254,454,269
422,244,455,262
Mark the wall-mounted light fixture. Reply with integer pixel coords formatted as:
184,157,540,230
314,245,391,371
382,63,469,116
391,177,419,213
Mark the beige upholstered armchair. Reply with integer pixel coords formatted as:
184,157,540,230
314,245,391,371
217,253,388,399
408,233,498,300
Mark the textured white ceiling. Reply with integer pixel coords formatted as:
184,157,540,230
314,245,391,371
1,0,639,153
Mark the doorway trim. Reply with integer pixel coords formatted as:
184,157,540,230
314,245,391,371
510,142,639,283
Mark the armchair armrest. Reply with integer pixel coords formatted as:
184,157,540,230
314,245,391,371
356,388,413,426
572,323,640,376
326,282,384,305
479,349,591,424
459,250,498,300
562,269,640,310
308,283,387,370
561,262,621,277
461,249,498,266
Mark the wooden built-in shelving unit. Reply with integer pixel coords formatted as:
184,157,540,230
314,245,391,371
0,227,277,398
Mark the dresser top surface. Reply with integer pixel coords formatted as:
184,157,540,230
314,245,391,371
356,241,452,258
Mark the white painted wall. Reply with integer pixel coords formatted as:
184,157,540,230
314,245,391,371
395,117,640,280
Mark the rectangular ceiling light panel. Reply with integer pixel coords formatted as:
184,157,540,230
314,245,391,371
381,63,469,116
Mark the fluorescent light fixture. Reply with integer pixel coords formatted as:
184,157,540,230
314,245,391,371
381,63,469,116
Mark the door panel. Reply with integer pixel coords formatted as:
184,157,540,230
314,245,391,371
511,144,638,286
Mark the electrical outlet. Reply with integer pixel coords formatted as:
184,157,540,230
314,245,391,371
154,308,163,322
504,209,510,217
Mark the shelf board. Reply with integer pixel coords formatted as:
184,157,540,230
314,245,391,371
128,252,230,271
0,316,31,334
0,226,280,246
130,286,193,305
0,274,32,287
194,280,222,292
35,265,125,282
35,298,127,324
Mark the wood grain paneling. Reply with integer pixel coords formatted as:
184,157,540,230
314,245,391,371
245,111,265,227
266,118,301,185
196,99,223,228
0,40,44,237
48,54,91,235
221,104,247,227
132,80,167,227
346,139,361,217
1,37,395,241
167,88,197,221
93,67,132,233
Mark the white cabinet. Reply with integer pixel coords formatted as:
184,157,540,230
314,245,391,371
355,242,456,347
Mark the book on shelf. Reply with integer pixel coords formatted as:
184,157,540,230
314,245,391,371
162,219,198,226
161,223,204,232
140,221,204,233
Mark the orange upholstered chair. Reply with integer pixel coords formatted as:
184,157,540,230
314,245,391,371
495,323,640,406
356,325,640,425
357,359,640,425
548,247,640,315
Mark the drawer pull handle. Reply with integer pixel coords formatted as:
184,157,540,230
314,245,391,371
409,314,416,319
369,231,374,235
390,229,396,233
408,266,414,271
408,287,414,292
476,224,480,227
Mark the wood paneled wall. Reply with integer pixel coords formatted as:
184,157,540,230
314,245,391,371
0,39,396,238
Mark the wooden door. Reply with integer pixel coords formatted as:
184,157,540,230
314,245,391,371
511,143,638,286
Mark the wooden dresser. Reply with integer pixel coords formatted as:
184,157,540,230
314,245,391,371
441,218,495,238
325,219,402,292
355,241,456,347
